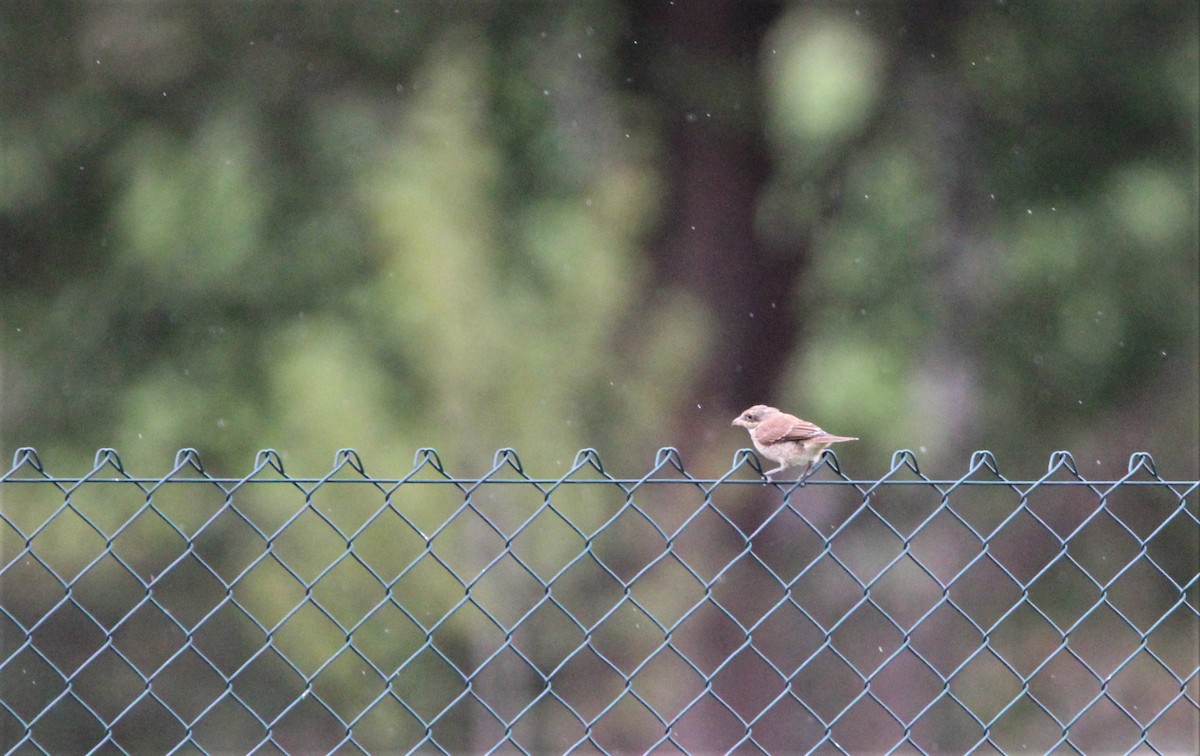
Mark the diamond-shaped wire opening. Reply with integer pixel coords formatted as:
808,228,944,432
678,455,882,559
747,692,828,754
1023,466,1102,541
0,646,67,722
990,693,1069,752
0,553,63,630
227,481,306,543
947,555,1023,632
270,505,349,586
310,555,386,632
389,552,464,629
230,646,307,724
865,478,942,541
190,695,266,753
988,600,1064,679
269,691,345,754
710,645,788,724
509,503,587,583
111,601,187,678
466,552,545,632
987,506,1062,586
541,479,627,540
742,501,828,585
546,552,625,631
708,554,788,630
869,646,945,725
627,552,707,630
69,553,145,631
829,601,904,678
464,645,541,725
590,503,669,585
1026,556,1103,632
270,601,346,679
28,504,107,586
1104,476,1187,541
108,505,187,584
190,506,273,586
788,551,862,633
27,691,106,754
144,481,226,542
392,647,465,725
342,692,426,753
1146,601,1200,683
1107,556,1185,633
229,556,306,632
0,478,64,542
464,481,546,543
667,599,746,679
1026,646,1103,726
347,600,428,678
152,553,228,631
1108,650,1188,728
508,694,588,753
429,693,505,752
590,692,668,754
629,646,706,724
867,554,945,632
948,648,1023,725
69,645,147,726
67,480,146,543
1067,508,1142,586
346,504,427,584
150,646,229,725
508,600,584,677
908,694,985,753
944,482,1024,540
829,506,904,588
625,479,708,539
428,501,507,586
1060,693,1144,753
310,647,388,724
790,646,862,725
1147,697,1200,753
830,694,905,753
191,602,267,679
429,600,505,678
30,600,106,678
669,690,749,753
909,601,982,680
108,693,187,753
309,475,387,541
543,644,628,725
1145,506,1200,591
749,599,826,678
908,507,982,589
590,600,665,678
1068,601,1144,681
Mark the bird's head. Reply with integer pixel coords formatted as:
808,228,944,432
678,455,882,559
732,405,778,429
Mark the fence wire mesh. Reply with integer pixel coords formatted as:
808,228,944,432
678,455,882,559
0,447,1197,754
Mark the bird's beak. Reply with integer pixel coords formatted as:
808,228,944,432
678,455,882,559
731,418,743,427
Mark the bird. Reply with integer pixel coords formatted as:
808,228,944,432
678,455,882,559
732,405,857,480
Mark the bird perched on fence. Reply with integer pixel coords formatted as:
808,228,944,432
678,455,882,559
732,405,857,480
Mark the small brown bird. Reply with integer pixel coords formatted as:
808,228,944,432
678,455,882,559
732,405,857,479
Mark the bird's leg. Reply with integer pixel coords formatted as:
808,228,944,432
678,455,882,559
762,462,789,479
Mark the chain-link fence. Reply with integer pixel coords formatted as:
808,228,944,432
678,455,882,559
1,447,1197,753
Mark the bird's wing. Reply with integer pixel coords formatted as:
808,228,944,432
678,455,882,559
754,414,826,445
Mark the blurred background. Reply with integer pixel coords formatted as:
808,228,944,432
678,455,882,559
1,1,1198,752
1,0,1196,478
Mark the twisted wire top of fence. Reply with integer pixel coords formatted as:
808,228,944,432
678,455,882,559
3,446,1197,489
2,446,1197,754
